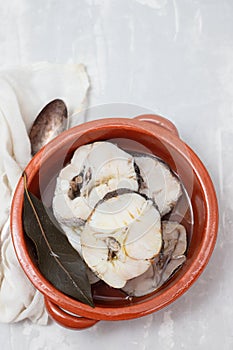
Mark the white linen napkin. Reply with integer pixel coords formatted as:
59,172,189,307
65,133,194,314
0,62,89,324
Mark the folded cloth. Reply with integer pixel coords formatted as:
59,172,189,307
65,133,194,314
0,62,89,324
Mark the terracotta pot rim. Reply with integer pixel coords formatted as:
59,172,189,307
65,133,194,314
10,117,218,321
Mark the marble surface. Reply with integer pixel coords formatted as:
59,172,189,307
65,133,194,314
0,0,232,348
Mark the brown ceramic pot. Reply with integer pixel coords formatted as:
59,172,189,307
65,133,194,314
10,114,218,329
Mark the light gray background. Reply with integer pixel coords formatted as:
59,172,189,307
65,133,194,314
0,0,232,349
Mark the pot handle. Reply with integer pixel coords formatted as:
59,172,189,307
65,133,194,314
45,298,99,329
134,114,179,137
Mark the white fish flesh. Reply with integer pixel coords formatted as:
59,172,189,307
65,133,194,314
81,192,162,288
122,221,187,296
135,155,182,216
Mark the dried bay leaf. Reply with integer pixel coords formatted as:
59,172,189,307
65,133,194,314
22,173,94,307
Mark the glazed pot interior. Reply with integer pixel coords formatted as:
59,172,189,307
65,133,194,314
25,123,207,308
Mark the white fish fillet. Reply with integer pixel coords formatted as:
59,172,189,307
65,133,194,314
122,221,187,296
81,192,162,288
135,155,182,216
